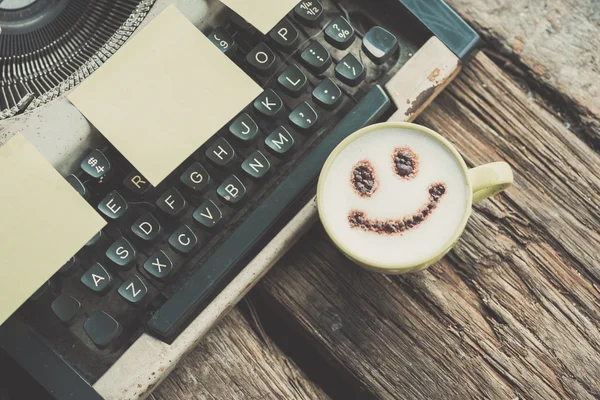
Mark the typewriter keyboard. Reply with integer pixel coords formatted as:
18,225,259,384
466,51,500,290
19,0,424,381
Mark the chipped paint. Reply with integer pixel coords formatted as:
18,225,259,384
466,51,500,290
428,68,441,82
405,85,438,116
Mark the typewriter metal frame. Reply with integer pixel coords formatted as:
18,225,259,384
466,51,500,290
0,0,479,398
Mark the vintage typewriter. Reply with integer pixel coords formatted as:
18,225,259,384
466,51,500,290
0,0,479,398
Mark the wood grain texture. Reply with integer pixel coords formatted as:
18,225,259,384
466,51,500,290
255,53,600,399
153,307,329,400
444,0,600,147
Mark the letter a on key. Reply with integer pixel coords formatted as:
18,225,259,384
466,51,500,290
92,274,105,287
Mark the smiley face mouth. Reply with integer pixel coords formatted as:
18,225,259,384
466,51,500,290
348,183,447,234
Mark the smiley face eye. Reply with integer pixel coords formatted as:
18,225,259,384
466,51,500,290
351,160,378,197
393,147,418,179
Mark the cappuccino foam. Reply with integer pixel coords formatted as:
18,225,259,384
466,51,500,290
320,127,469,268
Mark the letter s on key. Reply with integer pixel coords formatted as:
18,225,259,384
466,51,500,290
116,246,129,259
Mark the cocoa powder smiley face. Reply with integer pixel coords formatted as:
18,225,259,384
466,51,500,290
348,147,447,235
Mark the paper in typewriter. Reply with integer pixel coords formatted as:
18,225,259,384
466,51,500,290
68,5,262,186
0,134,106,325
220,0,298,34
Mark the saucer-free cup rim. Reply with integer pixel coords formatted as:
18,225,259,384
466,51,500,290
316,122,473,274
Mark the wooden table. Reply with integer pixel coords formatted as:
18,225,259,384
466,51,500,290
155,1,600,398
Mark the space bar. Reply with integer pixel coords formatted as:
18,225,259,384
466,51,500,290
148,85,391,340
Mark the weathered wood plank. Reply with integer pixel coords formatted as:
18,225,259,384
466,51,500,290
445,0,600,147
153,307,329,400
255,53,600,399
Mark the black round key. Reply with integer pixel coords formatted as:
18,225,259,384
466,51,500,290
180,162,211,192
325,16,355,50
312,78,342,110
277,65,308,97
289,102,318,133
144,250,173,280
265,127,294,157
362,26,399,65
217,175,247,205
81,263,112,294
193,200,223,230
156,187,187,218
242,150,271,180
98,190,128,220
253,89,285,119
84,311,122,349
106,237,136,268
131,213,161,241
208,27,237,55
246,42,276,75
122,171,151,195
85,230,104,247
51,294,81,325
81,149,110,179
229,113,259,142
294,1,324,27
118,275,148,304
206,137,236,167
300,41,332,74
59,256,79,276
335,53,365,86
168,225,198,254
269,19,299,51
66,174,88,199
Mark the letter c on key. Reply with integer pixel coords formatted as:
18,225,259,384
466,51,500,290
178,234,191,247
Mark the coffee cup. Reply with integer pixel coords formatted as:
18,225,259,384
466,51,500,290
317,122,513,274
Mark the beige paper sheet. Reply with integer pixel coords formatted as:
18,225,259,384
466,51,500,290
0,134,106,325
220,0,297,34
68,5,262,186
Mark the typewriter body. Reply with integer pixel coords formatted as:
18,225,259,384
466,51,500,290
0,0,479,398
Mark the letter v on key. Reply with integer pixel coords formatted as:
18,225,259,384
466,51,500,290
193,199,223,229
278,65,307,97
254,89,284,119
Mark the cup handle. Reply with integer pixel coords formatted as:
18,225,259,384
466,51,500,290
468,162,513,203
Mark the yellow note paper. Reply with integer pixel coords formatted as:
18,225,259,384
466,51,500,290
69,5,262,186
0,134,106,325
220,0,298,34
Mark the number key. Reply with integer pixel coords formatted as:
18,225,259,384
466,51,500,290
294,1,324,27
208,27,237,55
81,149,110,179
